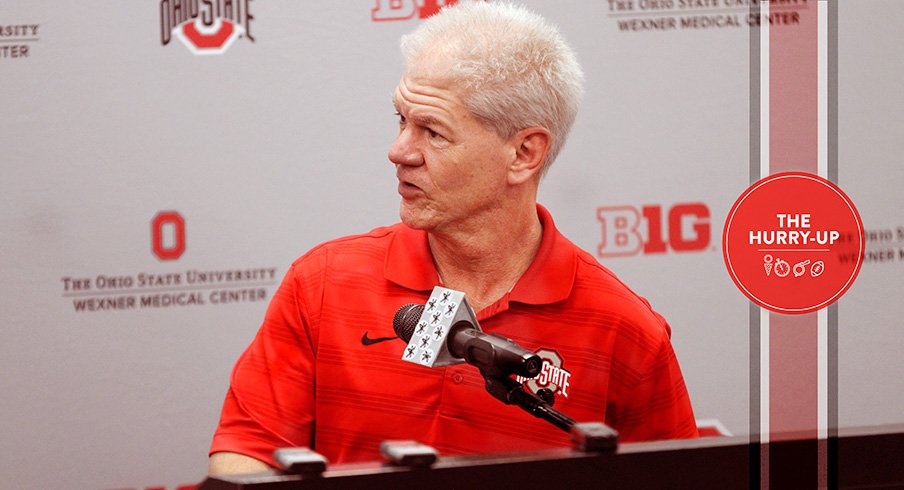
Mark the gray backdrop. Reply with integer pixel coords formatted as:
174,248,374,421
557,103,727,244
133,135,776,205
1,1,901,488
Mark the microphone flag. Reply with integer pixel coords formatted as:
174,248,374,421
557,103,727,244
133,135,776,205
400,286,480,368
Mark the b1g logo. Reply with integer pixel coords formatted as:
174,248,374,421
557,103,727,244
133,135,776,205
160,0,254,55
597,203,711,257
372,0,461,22
152,211,186,261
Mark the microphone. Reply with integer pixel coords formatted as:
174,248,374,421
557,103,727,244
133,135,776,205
394,287,541,378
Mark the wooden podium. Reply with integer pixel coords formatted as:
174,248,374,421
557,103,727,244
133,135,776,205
200,424,904,489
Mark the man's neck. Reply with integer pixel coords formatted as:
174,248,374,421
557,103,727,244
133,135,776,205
428,203,543,313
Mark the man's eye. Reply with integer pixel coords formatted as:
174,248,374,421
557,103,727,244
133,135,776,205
395,111,406,125
427,128,439,138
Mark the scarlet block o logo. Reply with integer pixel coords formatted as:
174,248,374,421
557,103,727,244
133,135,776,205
174,18,243,55
597,203,711,257
152,211,186,261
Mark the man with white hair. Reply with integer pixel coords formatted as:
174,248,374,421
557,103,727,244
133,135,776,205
209,1,697,475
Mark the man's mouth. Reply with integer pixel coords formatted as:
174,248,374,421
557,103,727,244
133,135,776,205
398,180,423,198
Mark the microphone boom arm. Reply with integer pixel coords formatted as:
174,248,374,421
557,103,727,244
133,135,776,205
483,374,576,433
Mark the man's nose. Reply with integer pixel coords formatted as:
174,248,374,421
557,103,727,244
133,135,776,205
388,127,424,167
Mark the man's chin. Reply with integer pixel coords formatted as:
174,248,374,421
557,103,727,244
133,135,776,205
399,204,435,231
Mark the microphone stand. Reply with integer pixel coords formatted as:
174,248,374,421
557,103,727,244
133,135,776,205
481,371,618,452
393,301,616,449
482,374,575,432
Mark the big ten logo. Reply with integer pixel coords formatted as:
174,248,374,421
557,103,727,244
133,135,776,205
597,203,711,257
371,0,461,22
151,211,186,261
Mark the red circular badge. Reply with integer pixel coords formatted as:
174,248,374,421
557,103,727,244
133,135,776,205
723,172,865,314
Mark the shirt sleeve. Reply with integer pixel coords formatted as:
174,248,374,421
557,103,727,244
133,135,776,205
210,258,323,467
605,314,699,442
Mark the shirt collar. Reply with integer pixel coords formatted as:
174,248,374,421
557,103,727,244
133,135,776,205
384,221,439,292
384,204,576,305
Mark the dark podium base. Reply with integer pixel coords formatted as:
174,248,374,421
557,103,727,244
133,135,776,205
201,424,904,490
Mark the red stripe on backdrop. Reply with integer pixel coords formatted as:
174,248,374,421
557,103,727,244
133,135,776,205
770,7,818,174
768,2,819,488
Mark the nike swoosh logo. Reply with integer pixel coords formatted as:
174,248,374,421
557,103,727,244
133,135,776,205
361,331,398,346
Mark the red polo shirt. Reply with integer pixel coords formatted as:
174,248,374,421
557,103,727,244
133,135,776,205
210,205,697,466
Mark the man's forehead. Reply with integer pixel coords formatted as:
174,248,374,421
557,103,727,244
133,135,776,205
393,72,463,113
399,53,461,92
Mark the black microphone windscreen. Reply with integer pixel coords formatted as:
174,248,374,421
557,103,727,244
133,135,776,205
393,303,424,342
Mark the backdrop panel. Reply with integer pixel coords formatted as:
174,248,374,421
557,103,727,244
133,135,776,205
1,1,901,488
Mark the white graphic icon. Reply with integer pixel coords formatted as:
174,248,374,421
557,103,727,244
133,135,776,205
773,258,791,277
793,260,811,277
444,302,457,317
420,348,435,365
763,256,827,279
811,261,825,277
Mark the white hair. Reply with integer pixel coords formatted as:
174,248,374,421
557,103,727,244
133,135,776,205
400,1,584,175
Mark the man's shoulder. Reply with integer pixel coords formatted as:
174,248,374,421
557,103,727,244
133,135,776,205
289,223,404,280
566,245,671,336
302,223,402,257
539,216,655,314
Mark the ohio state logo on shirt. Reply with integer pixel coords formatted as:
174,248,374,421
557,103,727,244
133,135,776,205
514,348,572,399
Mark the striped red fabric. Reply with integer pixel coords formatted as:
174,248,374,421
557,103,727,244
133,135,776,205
210,205,698,465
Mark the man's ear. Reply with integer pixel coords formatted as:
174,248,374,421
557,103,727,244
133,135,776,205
508,127,551,185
